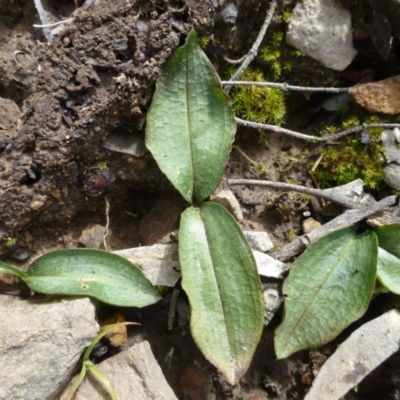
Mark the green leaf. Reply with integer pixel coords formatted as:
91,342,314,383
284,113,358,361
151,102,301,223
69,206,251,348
23,249,161,307
375,224,400,258
179,202,264,384
377,247,400,294
0,260,27,279
145,29,236,203
275,226,377,359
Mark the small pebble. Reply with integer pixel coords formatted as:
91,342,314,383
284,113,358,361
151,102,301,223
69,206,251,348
9,247,30,261
302,217,321,234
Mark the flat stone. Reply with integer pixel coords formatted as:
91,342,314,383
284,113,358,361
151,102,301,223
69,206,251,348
210,189,243,221
0,296,98,400
77,223,106,249
0,97,21,131
348,75,400,115
381,129,400,189
264,288,282,326
113,243,181,287
244,231,273,252
60,340,178,400
253,250,289,279
305,309,400,400
102,132,147,157
286,0,357,71
114,242,289,287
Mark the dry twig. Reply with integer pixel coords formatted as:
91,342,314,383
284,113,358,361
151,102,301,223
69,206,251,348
235,118,400,142
222,81,349,92
225,0,277,93
272,195,397,261
228,178,366,209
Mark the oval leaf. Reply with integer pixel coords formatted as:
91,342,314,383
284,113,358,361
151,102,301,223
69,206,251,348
146,29,236,203
23,249,161,307
375,224,400,258
377,247,400,294
275,227,377,359
179,202,264,385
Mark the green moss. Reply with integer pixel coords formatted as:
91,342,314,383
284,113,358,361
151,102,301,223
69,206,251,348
5,236,17,248
198,35,210,48
97,161,108,171
314,116,385,189
281,7,293,24
230,68,286,125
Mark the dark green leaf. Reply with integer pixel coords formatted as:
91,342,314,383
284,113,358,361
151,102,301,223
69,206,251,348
375,224,400,258
275,227,377,359
145,29,236,203
24,249,161,307
179,202,264,384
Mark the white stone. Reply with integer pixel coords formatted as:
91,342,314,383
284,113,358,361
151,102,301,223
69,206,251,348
305,309,400,400
114,243,289,286
253,250,289,279
78,223,106,249
210,189,243,221
244,230,274,252
286,0,357,71
113,243,181,287
264,288,282,325
0,296,98,400
60,340,178,400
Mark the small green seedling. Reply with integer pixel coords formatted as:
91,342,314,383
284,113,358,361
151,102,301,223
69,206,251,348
64,322,137,400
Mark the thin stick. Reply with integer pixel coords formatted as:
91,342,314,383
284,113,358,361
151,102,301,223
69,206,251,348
103,197,110,251
222,81,349,92
228,179,365,209
272,195,397,261
33,19,73,28
225,0,277,93
168,287,180,330
233,145,259,167
224,56,246,65
236,118,400,142
33,0,52,43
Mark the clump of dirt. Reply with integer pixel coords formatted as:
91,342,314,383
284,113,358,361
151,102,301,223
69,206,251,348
0,0,234,249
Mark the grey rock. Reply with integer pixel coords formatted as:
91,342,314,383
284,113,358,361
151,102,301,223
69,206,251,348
305,309,400,400
210,189,243,221
0,296,98,400
9,247,31,261
219,3,238,25
286,0,357,71
243,231,273,252
114,242,289,287
264,288,282,326
322,179,375,206
60,340,178,400
0,97,21,131
113,243,181,287
381,129,400,189
253,250,289,279
382,128,400,164
77,223,106,249
102,131,147,157
302,217,321,234
384,163,400,189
